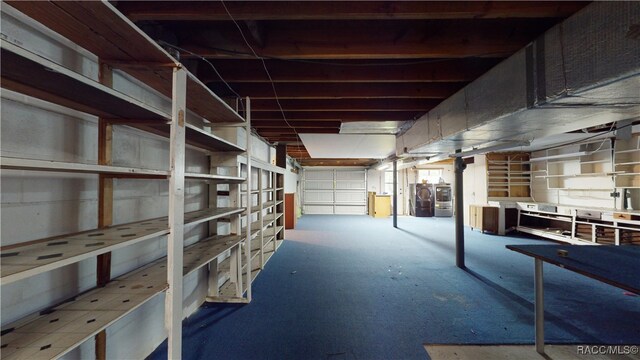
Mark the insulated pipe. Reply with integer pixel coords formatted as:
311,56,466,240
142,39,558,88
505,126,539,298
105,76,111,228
393,160,398,228
454,153,466,268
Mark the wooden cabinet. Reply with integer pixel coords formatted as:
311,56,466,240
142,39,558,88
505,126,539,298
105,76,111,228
469,205,499,233
285,193,297,229
369,193,391,218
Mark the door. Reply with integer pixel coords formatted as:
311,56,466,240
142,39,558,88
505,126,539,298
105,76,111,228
303,169,367,214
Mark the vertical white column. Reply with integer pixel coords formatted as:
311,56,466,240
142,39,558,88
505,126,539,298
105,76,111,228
245,97,252,302
167,66,187,360
258,169,265,268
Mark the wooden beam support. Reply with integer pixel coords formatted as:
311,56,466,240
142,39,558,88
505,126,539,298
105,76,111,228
251,111,423,121
252,120,342,128
207,82,461,99
249,98,441,112
258,128,340,135
177,18,558,59
196,58,499,83
167,67,187,360
95,61,113,360
118,1,586,21
298,158,378,166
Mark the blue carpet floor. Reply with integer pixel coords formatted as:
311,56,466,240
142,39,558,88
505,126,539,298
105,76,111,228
149,215,640,360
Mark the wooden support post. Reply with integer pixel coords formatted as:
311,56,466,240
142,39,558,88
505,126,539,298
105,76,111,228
245,97,252,302
208,258,220,298
166,67,187,360
258,169,265,268
95,61,113,360
207,152,219,297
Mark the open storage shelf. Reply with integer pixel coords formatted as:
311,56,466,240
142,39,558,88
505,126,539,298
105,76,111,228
486,153,530,198
1,232,244,360
516,202,640,246
0,1,270,359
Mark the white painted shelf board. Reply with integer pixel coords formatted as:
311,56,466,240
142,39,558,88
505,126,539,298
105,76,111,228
0,217,169,285
184,172,245,183
0,157,169,176
520,212,573,223
0,231,244,360
4,1,245,124
517,226,596,245
0,207,243,285
183,207,245,227
0,39,170,122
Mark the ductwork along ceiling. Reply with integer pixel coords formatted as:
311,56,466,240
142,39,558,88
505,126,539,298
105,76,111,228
115,2,638,165
397,2,640,159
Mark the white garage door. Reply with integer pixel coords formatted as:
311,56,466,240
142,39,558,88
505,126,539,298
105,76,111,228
303,169,367,215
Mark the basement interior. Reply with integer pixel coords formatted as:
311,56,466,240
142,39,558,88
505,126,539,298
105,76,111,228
0,1,639,360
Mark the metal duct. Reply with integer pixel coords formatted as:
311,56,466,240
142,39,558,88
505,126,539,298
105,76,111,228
397,2,640,157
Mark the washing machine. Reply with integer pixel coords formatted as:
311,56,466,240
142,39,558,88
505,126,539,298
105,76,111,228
410,183,434,217
434,183,453,217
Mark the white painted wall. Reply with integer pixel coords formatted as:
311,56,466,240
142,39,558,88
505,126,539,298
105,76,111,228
462,156,488,225
0,6,275,359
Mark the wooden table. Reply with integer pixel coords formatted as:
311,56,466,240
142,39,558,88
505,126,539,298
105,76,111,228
506,244,640,354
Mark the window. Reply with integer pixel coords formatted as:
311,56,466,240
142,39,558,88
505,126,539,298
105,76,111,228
384,171,396,194
417,169,443,184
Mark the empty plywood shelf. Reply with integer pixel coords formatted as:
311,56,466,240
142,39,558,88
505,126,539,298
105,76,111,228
1,232,244,360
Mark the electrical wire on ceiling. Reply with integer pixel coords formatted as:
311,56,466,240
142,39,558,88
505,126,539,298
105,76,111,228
157,40,247,115
220,0,304,163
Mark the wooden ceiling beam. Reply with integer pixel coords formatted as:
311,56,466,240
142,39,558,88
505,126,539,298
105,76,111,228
176,19,558,59
258,128,339,134
249,98,441,112
196,58,498,83
252,111,423,121
298,159,378,167
252,120,342,128
207,82,461,99
118,2,586,21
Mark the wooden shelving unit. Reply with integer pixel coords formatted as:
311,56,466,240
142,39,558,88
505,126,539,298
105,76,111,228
614,134,640,188
516,202,640,246
486,153,531,198
530,139,614,190
208,159,285,301
0,2,261,359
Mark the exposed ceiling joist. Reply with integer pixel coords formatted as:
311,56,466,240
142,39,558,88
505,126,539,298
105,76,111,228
208,82,462,99
248,98,441,112
252,120,342,128
196,58,499,83
251,111,421,122
119,1,586,21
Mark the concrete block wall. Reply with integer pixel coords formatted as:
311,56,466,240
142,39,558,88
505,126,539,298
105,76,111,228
0,6,274,359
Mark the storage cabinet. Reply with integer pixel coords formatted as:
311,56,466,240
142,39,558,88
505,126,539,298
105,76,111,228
368,193,391,218
469,205,499,234
285,193,297,229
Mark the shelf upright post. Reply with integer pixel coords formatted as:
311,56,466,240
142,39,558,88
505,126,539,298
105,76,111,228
95,61,113,360
167,66,187,360
258,169,265,268
245,97,252,302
